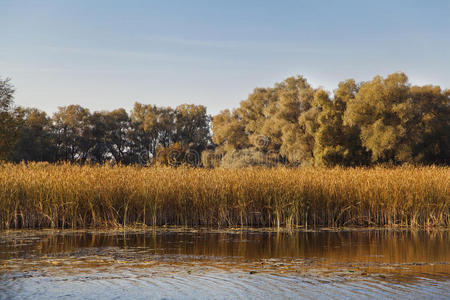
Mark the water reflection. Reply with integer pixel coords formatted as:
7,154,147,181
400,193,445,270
0,229,449,299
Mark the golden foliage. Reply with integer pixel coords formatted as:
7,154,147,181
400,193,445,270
0,163,448,229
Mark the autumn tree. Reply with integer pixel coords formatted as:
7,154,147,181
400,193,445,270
313,80,369,166
211,76,319,166
237,87,279,151
1,73,448,166
212,109,249,153
344,72,449,164
403,85,449,164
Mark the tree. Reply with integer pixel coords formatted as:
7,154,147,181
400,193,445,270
89,109,131,163
0,78,20,161
155,106,176,148
13,107,56,162
1,73,447,167
130,102,210,165
53,105,92,162
238,87,279,151
211,75,319,166
344,72,449,164
212,109,250,153
130,102,177,163
405,85,449,164
274,76,317,165
313,81,369,166
174,104,211,152
130,102,161,163
344,73,411,163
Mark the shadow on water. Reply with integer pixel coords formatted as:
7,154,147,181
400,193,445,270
0,229,449,299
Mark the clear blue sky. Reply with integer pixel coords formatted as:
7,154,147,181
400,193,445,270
1,0,449,115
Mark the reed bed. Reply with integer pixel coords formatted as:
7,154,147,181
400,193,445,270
0,163,448,229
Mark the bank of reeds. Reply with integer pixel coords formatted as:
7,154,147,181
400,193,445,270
0,163,448,229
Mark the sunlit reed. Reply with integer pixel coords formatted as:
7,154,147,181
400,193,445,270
0,163,448,229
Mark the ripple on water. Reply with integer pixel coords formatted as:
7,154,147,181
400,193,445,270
0,229,449,299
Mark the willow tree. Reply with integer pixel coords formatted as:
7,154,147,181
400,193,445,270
274,76,317,165
405,85,449,164
211,75,321,166
212,90,278,167
344,72,449,164
211,109,249,153
313,80,369,166
237,87,279,151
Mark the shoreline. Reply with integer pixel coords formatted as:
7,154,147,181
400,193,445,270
2,225,449,235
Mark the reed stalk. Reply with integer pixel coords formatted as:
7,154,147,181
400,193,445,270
0,163,448,229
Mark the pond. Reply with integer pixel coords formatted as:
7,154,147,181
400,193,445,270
0,229,449,299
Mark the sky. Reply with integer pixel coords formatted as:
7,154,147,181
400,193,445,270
1,0,449,116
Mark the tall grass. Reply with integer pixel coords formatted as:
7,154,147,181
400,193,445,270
0,163,448,229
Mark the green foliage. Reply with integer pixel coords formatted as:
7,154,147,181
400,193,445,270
0,73,448,166
174,104,211,152
130,102,211,164
89,108,131,163
0,78,20,160
12,107,55,162
0,78,211,165
52,105,92,162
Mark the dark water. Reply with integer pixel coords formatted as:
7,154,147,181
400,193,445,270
0,229,449,299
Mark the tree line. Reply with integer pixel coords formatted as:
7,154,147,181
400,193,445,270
1,72,449,167
0,78,210,165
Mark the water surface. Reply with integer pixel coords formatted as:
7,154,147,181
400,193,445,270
0,229,449,299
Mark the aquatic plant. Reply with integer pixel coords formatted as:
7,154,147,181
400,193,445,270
0,163,448,229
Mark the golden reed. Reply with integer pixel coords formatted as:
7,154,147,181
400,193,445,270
0,163,448,229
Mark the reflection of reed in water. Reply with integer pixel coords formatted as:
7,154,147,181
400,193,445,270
1,231,448,267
